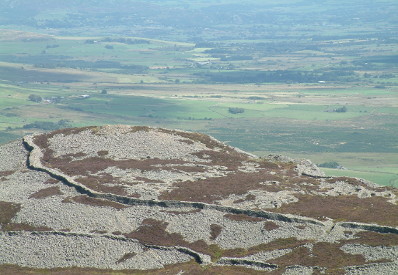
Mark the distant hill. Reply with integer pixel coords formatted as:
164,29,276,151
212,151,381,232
1,0,396,39
1,125,397,274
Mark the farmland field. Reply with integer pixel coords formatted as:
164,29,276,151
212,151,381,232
0,0,397,186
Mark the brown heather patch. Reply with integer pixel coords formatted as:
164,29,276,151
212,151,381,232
284,167,299,178
33,126,96,150
178,138,195,145
157,128,226,150
256,160,280,170
169,165,207,173
224,214,264,222
269,242,374,270
133,127,249,161
32,127,96,168
222,238,308,258
196,265,276,275
233,198,246,203
125,218,219,259
49,155,205,177
112,231,122,235
0,261,270,275
125,218,188,247
128,125,152,133
260,175,323,194
210,224,222,240
116,252,136,264
257,181,287,193
0,171,15,181
62,152,87,159
0,201,21,226
97,150,109,156
133,176,164,184
29,186,63,199
192,150,249,171
62,195,128,210
3,223,52,232
287,176,320,187
161,209,202,215
245,194,256,200
124,219,303,266
326,177,363,186
0,171,15,177
75,177,128,195
233,193,256,203
275,161,297,174
344,231,398,246
264,221,280,231
160,171,283,203
326,177,385,191
80,173,122,185
91,230,108,234
44,178,59,184
275,194,398,227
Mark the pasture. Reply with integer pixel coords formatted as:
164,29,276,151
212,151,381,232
0,27,397,187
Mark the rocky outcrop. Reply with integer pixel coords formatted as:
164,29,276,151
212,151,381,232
1,125,398,274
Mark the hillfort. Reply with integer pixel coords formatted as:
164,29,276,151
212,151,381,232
1,125,397,274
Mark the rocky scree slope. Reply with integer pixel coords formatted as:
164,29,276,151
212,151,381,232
0,125,397,274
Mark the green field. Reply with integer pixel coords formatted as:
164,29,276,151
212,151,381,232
0,0,397,187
